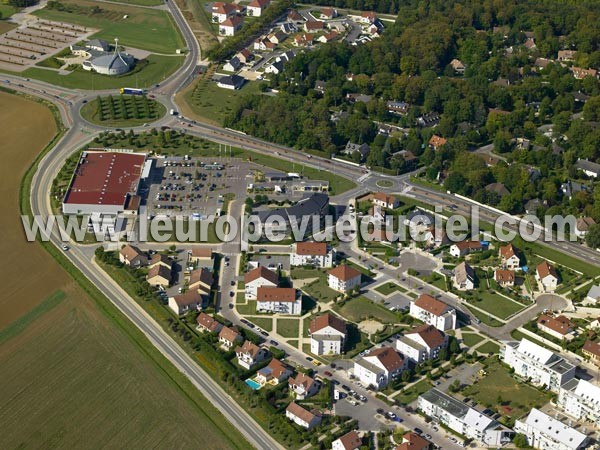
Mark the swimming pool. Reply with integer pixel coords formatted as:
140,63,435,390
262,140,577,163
245,379,262,390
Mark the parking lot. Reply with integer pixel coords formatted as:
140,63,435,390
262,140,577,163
0,19,93,71
145,156,259,218
249,254,290,272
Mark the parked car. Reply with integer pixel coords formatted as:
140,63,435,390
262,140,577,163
269,340,279,346
323,371,333,377
386,412,397,420
376,408,384,414
341,384,350,391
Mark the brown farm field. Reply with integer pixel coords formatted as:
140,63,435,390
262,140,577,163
0,91,250,449
0,91,67,328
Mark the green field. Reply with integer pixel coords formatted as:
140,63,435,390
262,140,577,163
476,341,500,354
0,4,17,18
334,297,399,324
467,291,525,320
81,94,166,126
396,379,432,405
249,316,273,332
276,318,300,338
375,282,407,296
462,358,551,419
34,0,184,53
465,305,503,327
510,329,554,350
22,54,183,90
113,0,164,5
461,332,485,348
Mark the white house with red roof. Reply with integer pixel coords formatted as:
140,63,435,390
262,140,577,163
536,261,559,291
290,241,334,268
211,2,243,23
537,314,575,341
289,372,320,399
218,326,243,350
220,15,243,36
449,240,484,257
285,402,322,429
235,340,269,369
244,266,278,299
395,324,448,364
409,294,457,331
353,346,405,390
332,430,362,450
499,244,520,269
256,358,292,385
309,313,347,355
196,312,223,334
256,287,302,315
371,191,400,209
247,0,269,17
327,264,362,293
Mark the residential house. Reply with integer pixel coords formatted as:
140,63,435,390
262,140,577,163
395,324,448,364
450,58,466,74
188,267,213,296
582,340,600,366
343,141,370,160
285,402,322,430
424,226,449,248
514,408,588,450
536,261,559,291
585,285,600,303
320,8,337,19
256,358,292,385
219,16,243,36
304,20,325,33
288,372,320,399
149,253,172,270
428,135,447,150
314,80,326,94
416,112,440,127
561,180,590,199
290,241,334,268
196,312,223,333
168,291,203,316
268,30,286,44
576,217,596,239
309,313,347,355
287,9,305,24
317,30,339,43
524,37,536,50
571,67,598,80
217,74,246,89
353,346,405,390
525,198,543,214
223,56,241,72
495,269,515,288
449,240,483,257
119,244,147,267
500,339,575,392
293,33,313,47
218,326,243,350
499,244,520,269
575,159,600,178
146,264,171,288
485,182,510,197
332,431,362,450
537,314,575,341
235,340,269,369
280,22,296,34
212,2,242,23
247,0,269,16
327,264,362,293
558,378,600,427
387,101,410,115
256,287,302,315
558,50,576,61
188,247,214,268
244,266,278,299
359,11,377,24
264,60,284,74
372,192,400,209
409,294,457,331
418,389,513,446
254,37,276,51
454,262,475,291
235,48,253,64
345,93,372,103
396,432,431,450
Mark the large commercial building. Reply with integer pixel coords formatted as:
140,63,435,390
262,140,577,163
557,378,600,426
514,408,589,450
418,389,513,446
500,339,576,392
62,151,148,215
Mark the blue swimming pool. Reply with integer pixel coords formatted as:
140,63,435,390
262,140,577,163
245,379,262,390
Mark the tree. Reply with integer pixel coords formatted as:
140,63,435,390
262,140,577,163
586,224,600,249
448,337,461,354
584,96,600,122
513,433,530,448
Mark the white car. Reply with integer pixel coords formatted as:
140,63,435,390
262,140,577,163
61,245,69,251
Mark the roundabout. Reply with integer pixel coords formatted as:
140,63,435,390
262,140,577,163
376,179,395,189
79,94,166,127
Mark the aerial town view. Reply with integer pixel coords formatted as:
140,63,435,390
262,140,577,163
3,0,600,449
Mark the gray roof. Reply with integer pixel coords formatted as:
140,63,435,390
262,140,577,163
87,38,109,51
587,285,600,300
257,193,329,224
91,51,134,70
575,159,600,175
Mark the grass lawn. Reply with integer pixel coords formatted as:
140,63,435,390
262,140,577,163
114,0,164,5
462,358,551,420
236,292,245,304
396,379,433,405
291,267,325,280
22,54,184,90
465,305,504,327
467,290,525,320
81,94,166,126
461,333,485,348
476,341,500,355
277,318,300,338
0,4,17,18
249,317,273,332
510,330,554,350
375,282,407,296
334,297,399,324
236,300,257,315
304,280,340,303
33,0,184,53
287,339,299,348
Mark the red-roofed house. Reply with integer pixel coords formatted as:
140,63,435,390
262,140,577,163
409,294,457,331
359,11,377,24
320,8,338,19
285,402,322,429
332,430,362,450
256,287,302,315
218,326,243,350
247,0,269,17
354,346,405,389
235,340,269,369
289,373,320,399
220,16,243,36
244,266,278,299
536,261,559,291
196,312,223,333
304,20,324,33
211,2,242,23
371,192,400,209
290,241,333,267
119,244,148,267
494,269,515,288
309,313,347,355
499,244,520,269
537,315,575,341
396,432,432,450
327,265,362,293
188,247,214,268
449,240,483,257
583,340,600,366
428,135,447,150
256,358,292,385
395,324,448,363
168,291,203,316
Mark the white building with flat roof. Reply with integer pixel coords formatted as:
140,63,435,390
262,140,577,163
558,378,600,426
501,339,576,392
417,389,513,446
514,408,589,450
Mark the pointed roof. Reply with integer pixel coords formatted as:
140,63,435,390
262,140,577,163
327,264,361,282
365,346,404,372
244,266,278,284
406,324,446,349
309,313,347,334
413,294,451,316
